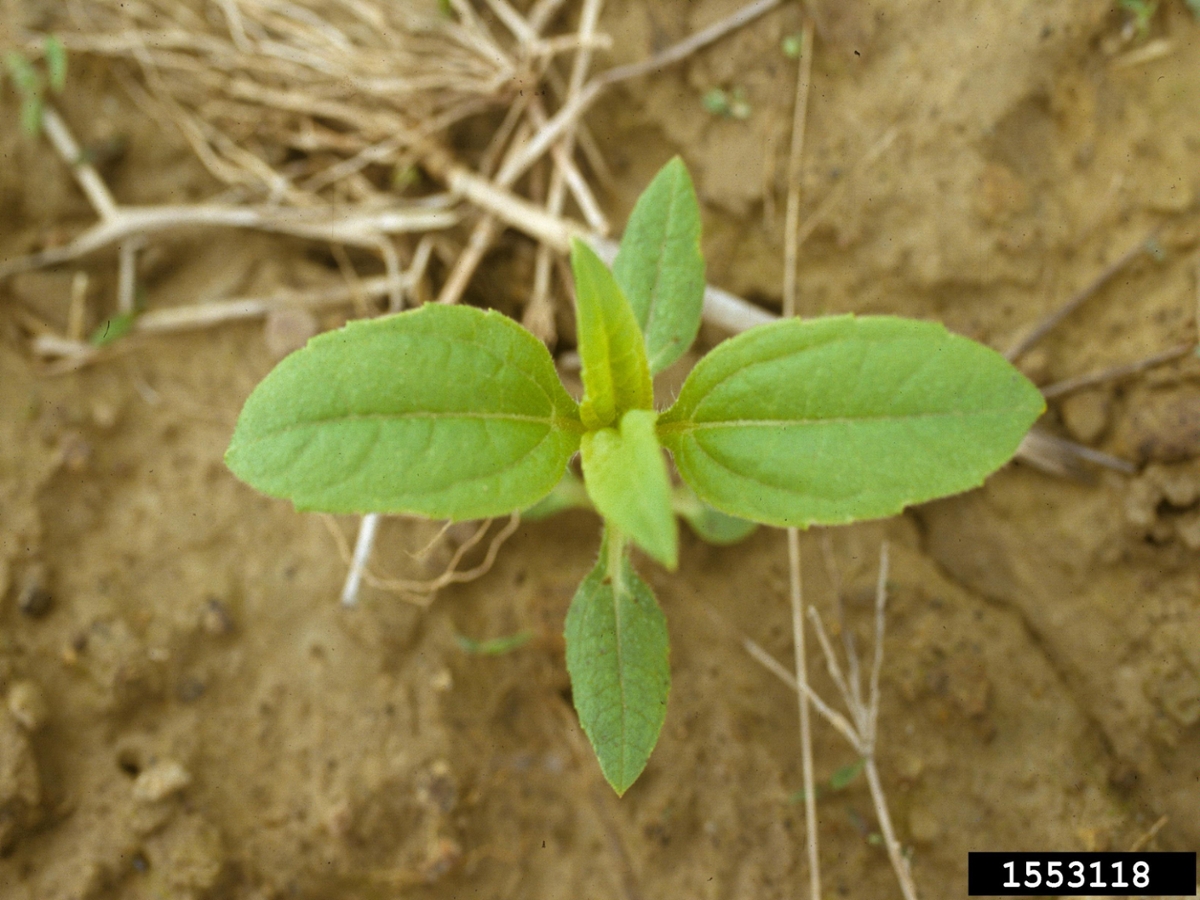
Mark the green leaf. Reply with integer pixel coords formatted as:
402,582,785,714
828,757,866,790
226,304,584,519
613,157,705,375
3,52,40,95
672,481,758,545
89,311,137,346
571,238,653,430
658,315,1045,527
44,36,67,94
455,630,532,656
565,533,670,795
581,409,677,569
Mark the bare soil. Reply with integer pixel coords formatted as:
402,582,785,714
2,1,1199,898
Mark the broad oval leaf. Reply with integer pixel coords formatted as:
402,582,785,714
613,156,706,375
565,535,670,796
571,238,653,430
657,315,1044,527
226,304,584,519
581,409,678,569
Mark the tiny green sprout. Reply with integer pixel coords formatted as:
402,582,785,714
225,156,1044,796
788,758,866,803
1117,0,1158,39
1188,0,1200,20
455,631,532,656
3,36,68,136
90,311,138,347
782,33,804,59
701,86,751,120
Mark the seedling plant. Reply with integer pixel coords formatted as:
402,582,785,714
226,158,1043,795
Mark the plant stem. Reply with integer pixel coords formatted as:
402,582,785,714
605,524,627,593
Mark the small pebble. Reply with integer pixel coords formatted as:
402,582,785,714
90,399,120,431
16,565,52,619
132,760,192,803
1145,463,1200,508
1175,513,1200,551
1115,387,1200,464
200,598,234,636
7,681,49,732
1059,390,1110,445
176,677,207,703
17,584,52,619
58,431,92,473
1122,477,1162,530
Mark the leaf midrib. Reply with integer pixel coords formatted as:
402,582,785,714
659,404,1030,436
253,409,586,437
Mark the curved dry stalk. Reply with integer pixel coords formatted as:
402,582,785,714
745,542,919,900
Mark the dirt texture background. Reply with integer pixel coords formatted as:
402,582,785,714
2,1,1200,898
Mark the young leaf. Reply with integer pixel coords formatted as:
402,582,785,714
89,311,138,346
44,36,67,94
581,409,677,570
613,156,705,375
565,534,670,795
658,315,1045,527
226,304,584,519
571,238,653,430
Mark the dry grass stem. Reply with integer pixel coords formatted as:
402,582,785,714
746,543,920,900
780,21,820,899
1005,229,1161,361
1016,429,1136,477
1040,343,1195,399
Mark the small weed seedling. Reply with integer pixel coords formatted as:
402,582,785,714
3,36,67,136
226,158,1044,795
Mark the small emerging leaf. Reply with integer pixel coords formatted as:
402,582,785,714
613,157,706,375
44,36,67,94
226,304,584,519
581,409,677,569
565,534,670,795
828,757,866,790
571,238,652,429
3,52,40,94
672,482,758,545
658,315,1044,527
90,311,137,346
521,470,592,521
455,631,531,656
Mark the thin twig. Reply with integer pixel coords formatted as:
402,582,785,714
746,543,919,900
527,0,604,342
1040,343,1194,399
782,22,815,320
1005,230,1160,361
41,107,118,220
496,0,784,188
780,23,820,897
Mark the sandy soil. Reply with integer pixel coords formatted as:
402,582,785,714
2,1,1199,898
